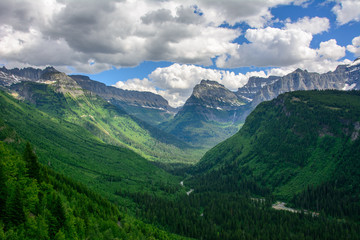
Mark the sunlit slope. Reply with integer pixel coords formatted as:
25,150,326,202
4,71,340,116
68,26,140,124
0,90,182,203
10,80,201,164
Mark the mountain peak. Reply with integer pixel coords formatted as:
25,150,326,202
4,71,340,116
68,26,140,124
185,79,245,111
199,79,224,87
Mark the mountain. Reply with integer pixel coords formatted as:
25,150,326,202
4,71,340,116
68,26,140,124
0,67,199,164
0,66,177,126
237,58,360,109
71,75,177,126
2,68,360,239
193,90,360,219
0,89,184,200
160,59,360,149
0,66,59,87
160,80,246,148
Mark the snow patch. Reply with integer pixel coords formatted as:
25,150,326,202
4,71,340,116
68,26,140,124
349,58,360,67
342,83,356,90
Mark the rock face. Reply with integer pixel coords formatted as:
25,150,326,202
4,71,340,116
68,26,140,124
160,80,246,148
71,75,177,125
71,75,175,112
0,66,58,87
187,80,244,111
235,76,280,103
236,59,360,108
180,80,246,123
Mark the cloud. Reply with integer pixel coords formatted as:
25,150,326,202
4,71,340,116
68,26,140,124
114,63,267,107
285,16,330,34
0,0,315,72
216,16,349,74
332,0,360,25
318,39,346,60
347,36,360,56
216,26,316,68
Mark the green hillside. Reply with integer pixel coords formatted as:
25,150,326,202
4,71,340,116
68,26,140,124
194,90,360,218
0,142,188,239
10,81,201,164
0,90,183,205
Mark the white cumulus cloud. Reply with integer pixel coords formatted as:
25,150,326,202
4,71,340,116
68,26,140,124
285,16,330,34
114,63,267,107
216,26,316,68
332,0,360,25
318,39,346,60
347,36,360,56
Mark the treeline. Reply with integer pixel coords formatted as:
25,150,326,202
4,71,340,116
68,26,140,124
0,142,186,239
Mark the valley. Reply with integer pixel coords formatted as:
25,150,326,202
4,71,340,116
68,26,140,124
1,61,360,239
2,1,360,239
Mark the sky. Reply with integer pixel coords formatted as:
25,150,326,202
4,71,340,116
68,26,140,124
0,0,360,107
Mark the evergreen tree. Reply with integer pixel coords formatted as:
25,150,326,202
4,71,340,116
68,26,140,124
0,161,7,218
5,184,25,227
23,142,40,180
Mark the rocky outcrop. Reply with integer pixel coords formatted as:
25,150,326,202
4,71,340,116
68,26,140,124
185,80,244,111
172,80,246,124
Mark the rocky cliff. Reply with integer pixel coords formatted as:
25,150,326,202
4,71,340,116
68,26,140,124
236,59,360,108
71,75,175,112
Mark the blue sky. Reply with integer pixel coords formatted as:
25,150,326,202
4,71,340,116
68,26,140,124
0,0,360,106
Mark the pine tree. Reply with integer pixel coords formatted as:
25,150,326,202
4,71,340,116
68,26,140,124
0,161,7,218
5,184,25,227
23,142,40,180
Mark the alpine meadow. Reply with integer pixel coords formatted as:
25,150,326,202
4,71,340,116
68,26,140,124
1,0,360,239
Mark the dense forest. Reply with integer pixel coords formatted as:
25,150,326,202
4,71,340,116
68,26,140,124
0,142,187,239
116,160,360,240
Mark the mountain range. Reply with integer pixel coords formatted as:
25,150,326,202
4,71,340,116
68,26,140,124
1,58,359,150
1,61,360,239
161,58,360,147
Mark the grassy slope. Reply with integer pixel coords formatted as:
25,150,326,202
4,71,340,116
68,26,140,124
0,90,183,206
12,82,201,164
195,90,360,200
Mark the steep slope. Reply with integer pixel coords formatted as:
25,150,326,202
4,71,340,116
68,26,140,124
71,75,177,125
0,142,187,239
194,90,360,217
0,66,177,126
6,71,198,164
0,90,183,204
161,80,245,148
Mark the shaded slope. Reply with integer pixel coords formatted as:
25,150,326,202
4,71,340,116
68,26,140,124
194,90,360,211
161,80,245,148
